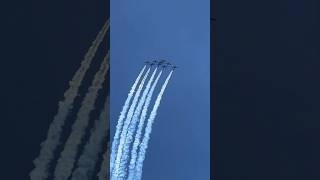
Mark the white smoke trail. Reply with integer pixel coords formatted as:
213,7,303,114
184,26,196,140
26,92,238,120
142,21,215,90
126,71,163,180
118,68,158,179
70,96,109,180
112,68,151,179
110,66,147,173
134,71,173,180
30,20,109,180
97,142,110,180
126,70,163,180
53,52,109,180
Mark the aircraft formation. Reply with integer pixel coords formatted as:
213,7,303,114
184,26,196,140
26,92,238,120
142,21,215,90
144,60,178,70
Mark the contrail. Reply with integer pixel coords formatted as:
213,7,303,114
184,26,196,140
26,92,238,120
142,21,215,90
135,71,173,180
112,68,151,179
119,68,158,179
127,70,163,180
53,52,109,180
97,142,110,180
30,19,109,180
70,96,109,180
118,68,157,179
110,66,147,173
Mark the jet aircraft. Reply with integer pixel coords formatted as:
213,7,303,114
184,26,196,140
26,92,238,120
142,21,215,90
161,65,167,69
158,60,166,64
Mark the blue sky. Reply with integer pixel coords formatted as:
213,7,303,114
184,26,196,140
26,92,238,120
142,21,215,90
110,0,210,179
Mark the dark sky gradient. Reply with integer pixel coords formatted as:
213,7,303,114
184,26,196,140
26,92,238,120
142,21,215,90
110,0,210,179
214,0,320,179
2,0,108,179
